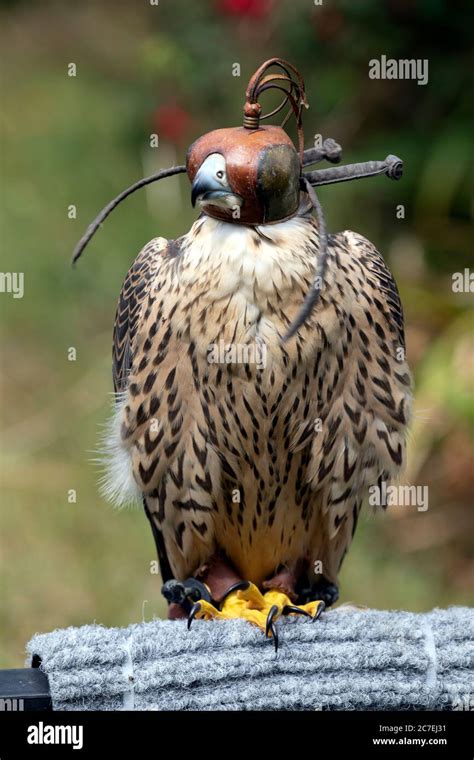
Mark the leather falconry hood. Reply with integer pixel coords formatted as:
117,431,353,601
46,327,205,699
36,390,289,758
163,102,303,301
186,59,308,226
72,57,404,341
186,125,301,225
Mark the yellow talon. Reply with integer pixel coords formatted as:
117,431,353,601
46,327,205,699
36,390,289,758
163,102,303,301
189,583,276,631
296,599,325,618
188,583,325,644
190,598,222,622
263,590,325,620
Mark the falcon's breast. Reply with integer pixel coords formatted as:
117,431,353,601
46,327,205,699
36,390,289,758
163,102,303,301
101,210,411,587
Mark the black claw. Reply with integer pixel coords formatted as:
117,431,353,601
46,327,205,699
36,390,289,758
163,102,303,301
187,601,202,630
182,577,214,604
282,604,312,619
313,601,326,621
220,580,251,603
265,605,279,637
268,622,279,653
265,605,280,652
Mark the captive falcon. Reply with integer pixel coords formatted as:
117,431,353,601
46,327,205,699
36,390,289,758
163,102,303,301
73,59,412,648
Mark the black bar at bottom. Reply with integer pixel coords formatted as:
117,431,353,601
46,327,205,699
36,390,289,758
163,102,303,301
0,669,52,712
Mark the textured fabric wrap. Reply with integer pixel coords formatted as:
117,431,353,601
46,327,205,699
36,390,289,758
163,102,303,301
26,607,474,711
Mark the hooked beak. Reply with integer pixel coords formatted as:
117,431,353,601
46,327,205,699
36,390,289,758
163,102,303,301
191,166,242,209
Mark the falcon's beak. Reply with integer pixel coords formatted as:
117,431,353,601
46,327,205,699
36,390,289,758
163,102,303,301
191,156,243,209
191,171,232,207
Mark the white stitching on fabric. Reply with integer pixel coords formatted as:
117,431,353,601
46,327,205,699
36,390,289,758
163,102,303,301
422,619,438,693
122,636,135,710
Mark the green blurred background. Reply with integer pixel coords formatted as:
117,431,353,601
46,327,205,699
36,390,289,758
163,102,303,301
1,0,472,666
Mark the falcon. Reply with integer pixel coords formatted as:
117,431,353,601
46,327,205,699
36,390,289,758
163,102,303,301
74,60,412,648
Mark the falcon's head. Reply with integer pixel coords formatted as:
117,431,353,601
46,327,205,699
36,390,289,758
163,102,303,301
186,125,301,226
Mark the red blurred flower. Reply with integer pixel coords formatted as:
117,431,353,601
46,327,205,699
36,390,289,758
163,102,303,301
217,0,273,19
152,102,192,145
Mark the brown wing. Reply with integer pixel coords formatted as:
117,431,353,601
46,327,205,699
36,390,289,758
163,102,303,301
112,237,169,394
359,233,406,351
306,230,412,587
112,236,183,584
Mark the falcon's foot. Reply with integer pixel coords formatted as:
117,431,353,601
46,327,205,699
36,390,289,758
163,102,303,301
187,581,325,651
263,589,325,621
263,590,325,651
188,581,270,631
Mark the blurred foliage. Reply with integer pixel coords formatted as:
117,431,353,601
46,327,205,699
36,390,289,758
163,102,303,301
0,0,472,666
